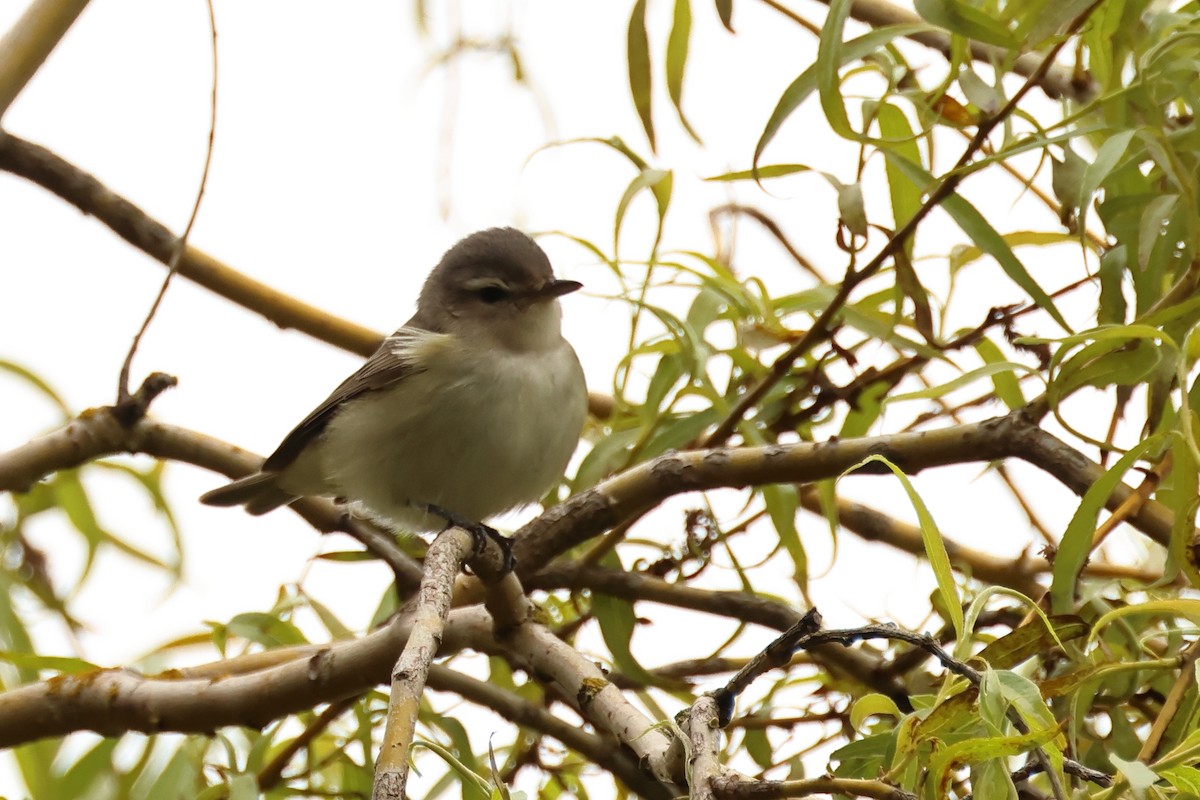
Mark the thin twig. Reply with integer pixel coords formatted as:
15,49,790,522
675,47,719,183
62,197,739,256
701,5,1102,448
257,696,359,791
117,0,218,401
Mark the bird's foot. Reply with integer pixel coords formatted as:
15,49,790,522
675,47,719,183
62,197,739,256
425,504,515,573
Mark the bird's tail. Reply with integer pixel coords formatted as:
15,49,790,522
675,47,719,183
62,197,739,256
200,473,297,516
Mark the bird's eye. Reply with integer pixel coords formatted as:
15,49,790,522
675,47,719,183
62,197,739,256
477,286,509,304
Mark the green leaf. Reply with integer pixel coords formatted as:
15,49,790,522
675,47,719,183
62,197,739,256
886,362,1037,404
837,181,868,237
816,0,856,141
1051,435,1165,613
1078,129,1137,238
705,163,815,182
1089,599,1200,640
627,0,655,151
0,360,71,418
884,153,1072,331
850,694,903,730
0,651,98,674
973,617,1087,669
591,552,664,687
845,455,962,639
57,738,119,797
222,612,309,649
1160,765,1200,795
1111,754,1160,793
928,725,1059,798
762,484,807,593
666,0,702,142
974,337,1026,409
754,24,928,169
914,0,1021,48
614,167,672,259
876,102,923,248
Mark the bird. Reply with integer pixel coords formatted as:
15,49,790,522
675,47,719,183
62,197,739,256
201,227,588,558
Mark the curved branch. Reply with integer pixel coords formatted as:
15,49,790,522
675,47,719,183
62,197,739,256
0,130,613,418
512,410,1177,579
0,605,493,748
2,407,1179,598
0,405,424,590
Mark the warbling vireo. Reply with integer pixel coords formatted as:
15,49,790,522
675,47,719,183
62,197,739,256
201,227,588,548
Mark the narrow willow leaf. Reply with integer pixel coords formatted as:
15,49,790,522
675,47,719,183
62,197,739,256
0,651,98,674
837,181,868,237
753,24,928,169
886,362,1036,403
705,164,817,182
627,0,655,151
914,0,1020,48
974,337,1026,409
715,0,734,31
875,102,923,246
762,484,807,593
816,0,856,140
614,167,672,257
592,554,662,686
958,67,999,115
974,616,1087,669
883,152,1071,330
1089,599,1200,641
1078,129,1136,237
844,455,963,638
928,725,1059,798
0,360,71,418
850,694,903,730
667,0,702,142
1051,436,1164,613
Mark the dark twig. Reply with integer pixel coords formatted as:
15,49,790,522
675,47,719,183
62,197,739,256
257,695,359,791
701,3,1103,449
716,612,1112,795
109,372,178,427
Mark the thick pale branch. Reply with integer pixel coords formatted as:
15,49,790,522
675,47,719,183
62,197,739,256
687,694,723,800
0,604,501,748
476,572,681,784
374,528,473,800
526,563,910,704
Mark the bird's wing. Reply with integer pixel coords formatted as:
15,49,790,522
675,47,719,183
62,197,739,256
261,327,445,471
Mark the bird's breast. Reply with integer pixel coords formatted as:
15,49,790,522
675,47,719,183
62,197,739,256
318,340,586,530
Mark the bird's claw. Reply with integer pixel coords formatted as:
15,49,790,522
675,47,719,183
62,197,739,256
425,504,516,574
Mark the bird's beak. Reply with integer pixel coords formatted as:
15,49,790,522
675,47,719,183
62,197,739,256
532,279,583,300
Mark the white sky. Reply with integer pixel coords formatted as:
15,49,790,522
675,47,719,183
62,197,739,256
0,0,1151,794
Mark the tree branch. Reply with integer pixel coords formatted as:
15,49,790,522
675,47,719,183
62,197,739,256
0,0,92,117
0,129,614,417
374,528,474,800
